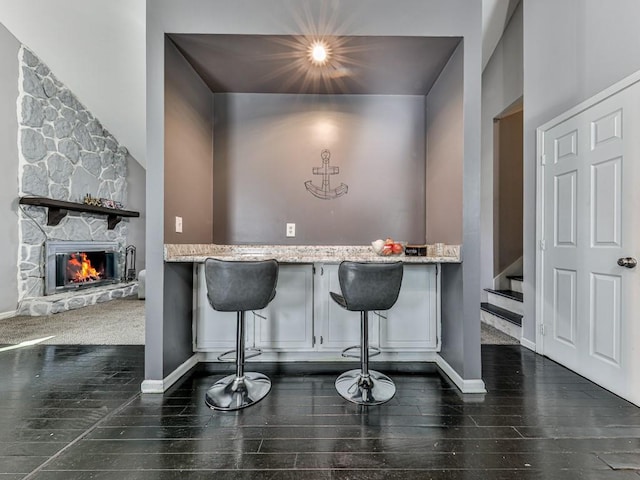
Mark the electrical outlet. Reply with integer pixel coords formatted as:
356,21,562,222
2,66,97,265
175,216,183,233
286,223,295,237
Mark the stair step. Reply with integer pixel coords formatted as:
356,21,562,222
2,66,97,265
481,302,523,327
508,275,523,294
484,288,523,303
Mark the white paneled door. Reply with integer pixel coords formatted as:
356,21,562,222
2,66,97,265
538,74,640,406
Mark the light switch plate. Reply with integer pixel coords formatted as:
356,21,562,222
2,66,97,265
175,216,183,233
286,223,295,237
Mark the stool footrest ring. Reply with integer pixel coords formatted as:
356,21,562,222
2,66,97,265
217,347,262,363
341,345,381,359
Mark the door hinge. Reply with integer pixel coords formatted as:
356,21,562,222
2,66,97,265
312,265,316,275
540,324,545,336
540,240,546,251
540,154,547,165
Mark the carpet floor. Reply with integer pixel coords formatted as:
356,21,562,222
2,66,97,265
480,322,520,345
0,296,144,345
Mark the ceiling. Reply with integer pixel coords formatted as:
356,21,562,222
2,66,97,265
169,34,461,96
1,0,513,166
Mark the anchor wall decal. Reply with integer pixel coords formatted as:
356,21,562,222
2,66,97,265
304,149,348,200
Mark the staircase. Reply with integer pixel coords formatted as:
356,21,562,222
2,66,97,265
481,275,522,340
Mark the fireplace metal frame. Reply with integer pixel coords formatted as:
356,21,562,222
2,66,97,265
44,240,120,295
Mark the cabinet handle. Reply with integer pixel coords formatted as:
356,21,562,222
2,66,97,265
313,335,316,345
320,336,323,344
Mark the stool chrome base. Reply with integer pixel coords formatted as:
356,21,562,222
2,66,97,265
335,369,396,405
205,372,271,411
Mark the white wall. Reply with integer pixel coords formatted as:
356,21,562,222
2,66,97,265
523,0,640,344
481,2,523,300
0,23,20,317
0,0,146,166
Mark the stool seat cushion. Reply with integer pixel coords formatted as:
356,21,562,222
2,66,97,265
204,258,278,312
334,261,403,312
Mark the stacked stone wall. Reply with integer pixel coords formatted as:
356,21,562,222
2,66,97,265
17,47,131,300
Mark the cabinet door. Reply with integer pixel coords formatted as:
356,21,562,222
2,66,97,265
194,264,253,351
254,264,314,351
316,264,379,351
380,264,438,350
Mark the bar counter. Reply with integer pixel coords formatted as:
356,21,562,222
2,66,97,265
164,244,462,264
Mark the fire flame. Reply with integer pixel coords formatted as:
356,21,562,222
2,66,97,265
67,252,101,283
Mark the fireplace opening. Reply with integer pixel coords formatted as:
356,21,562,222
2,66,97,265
56,251,117,290
45,241,121,295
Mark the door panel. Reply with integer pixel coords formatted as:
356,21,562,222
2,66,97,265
591,157,621,246
589,273,620,365
553,268,576,347
554,170,577,246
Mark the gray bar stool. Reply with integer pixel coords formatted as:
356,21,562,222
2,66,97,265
203,258,279,411
330,261,403,405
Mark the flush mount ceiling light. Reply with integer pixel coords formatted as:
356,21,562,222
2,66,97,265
309,40,330,65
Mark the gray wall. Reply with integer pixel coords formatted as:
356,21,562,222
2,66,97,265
213,93,426,245
162,263,194,376
522,0,640,345
0,23,20,316
127,154,146,272
481,2,523,299
164,38,214,244
426,41,463,245
426,41,481,379
147,0,482,385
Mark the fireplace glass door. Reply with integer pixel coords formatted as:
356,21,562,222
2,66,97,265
44,241,120,295
54,250,118,291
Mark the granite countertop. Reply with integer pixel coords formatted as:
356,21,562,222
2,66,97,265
164,244,462,264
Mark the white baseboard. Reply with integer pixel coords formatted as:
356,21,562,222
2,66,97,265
141,353,200,393
520,337,536,352
435,354,487,393
0,310,17,320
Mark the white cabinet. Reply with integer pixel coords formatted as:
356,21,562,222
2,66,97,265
314,264,379,351
254,264,314,351
379,264,438,350
194,263,312,352
194,262,439,355
194,264,253,351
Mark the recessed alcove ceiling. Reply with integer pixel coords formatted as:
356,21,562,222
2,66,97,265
168,34,462,95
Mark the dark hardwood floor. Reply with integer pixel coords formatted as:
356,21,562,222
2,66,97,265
1,344,639,479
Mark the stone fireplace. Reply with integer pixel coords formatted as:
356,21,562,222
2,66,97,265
16,46,138,315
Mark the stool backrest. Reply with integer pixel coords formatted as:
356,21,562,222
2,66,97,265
338,261,403,311
204,258,278,312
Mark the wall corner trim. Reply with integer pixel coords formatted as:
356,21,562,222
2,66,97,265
140,353,200,393
435,354,487,394
520,337,536,352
